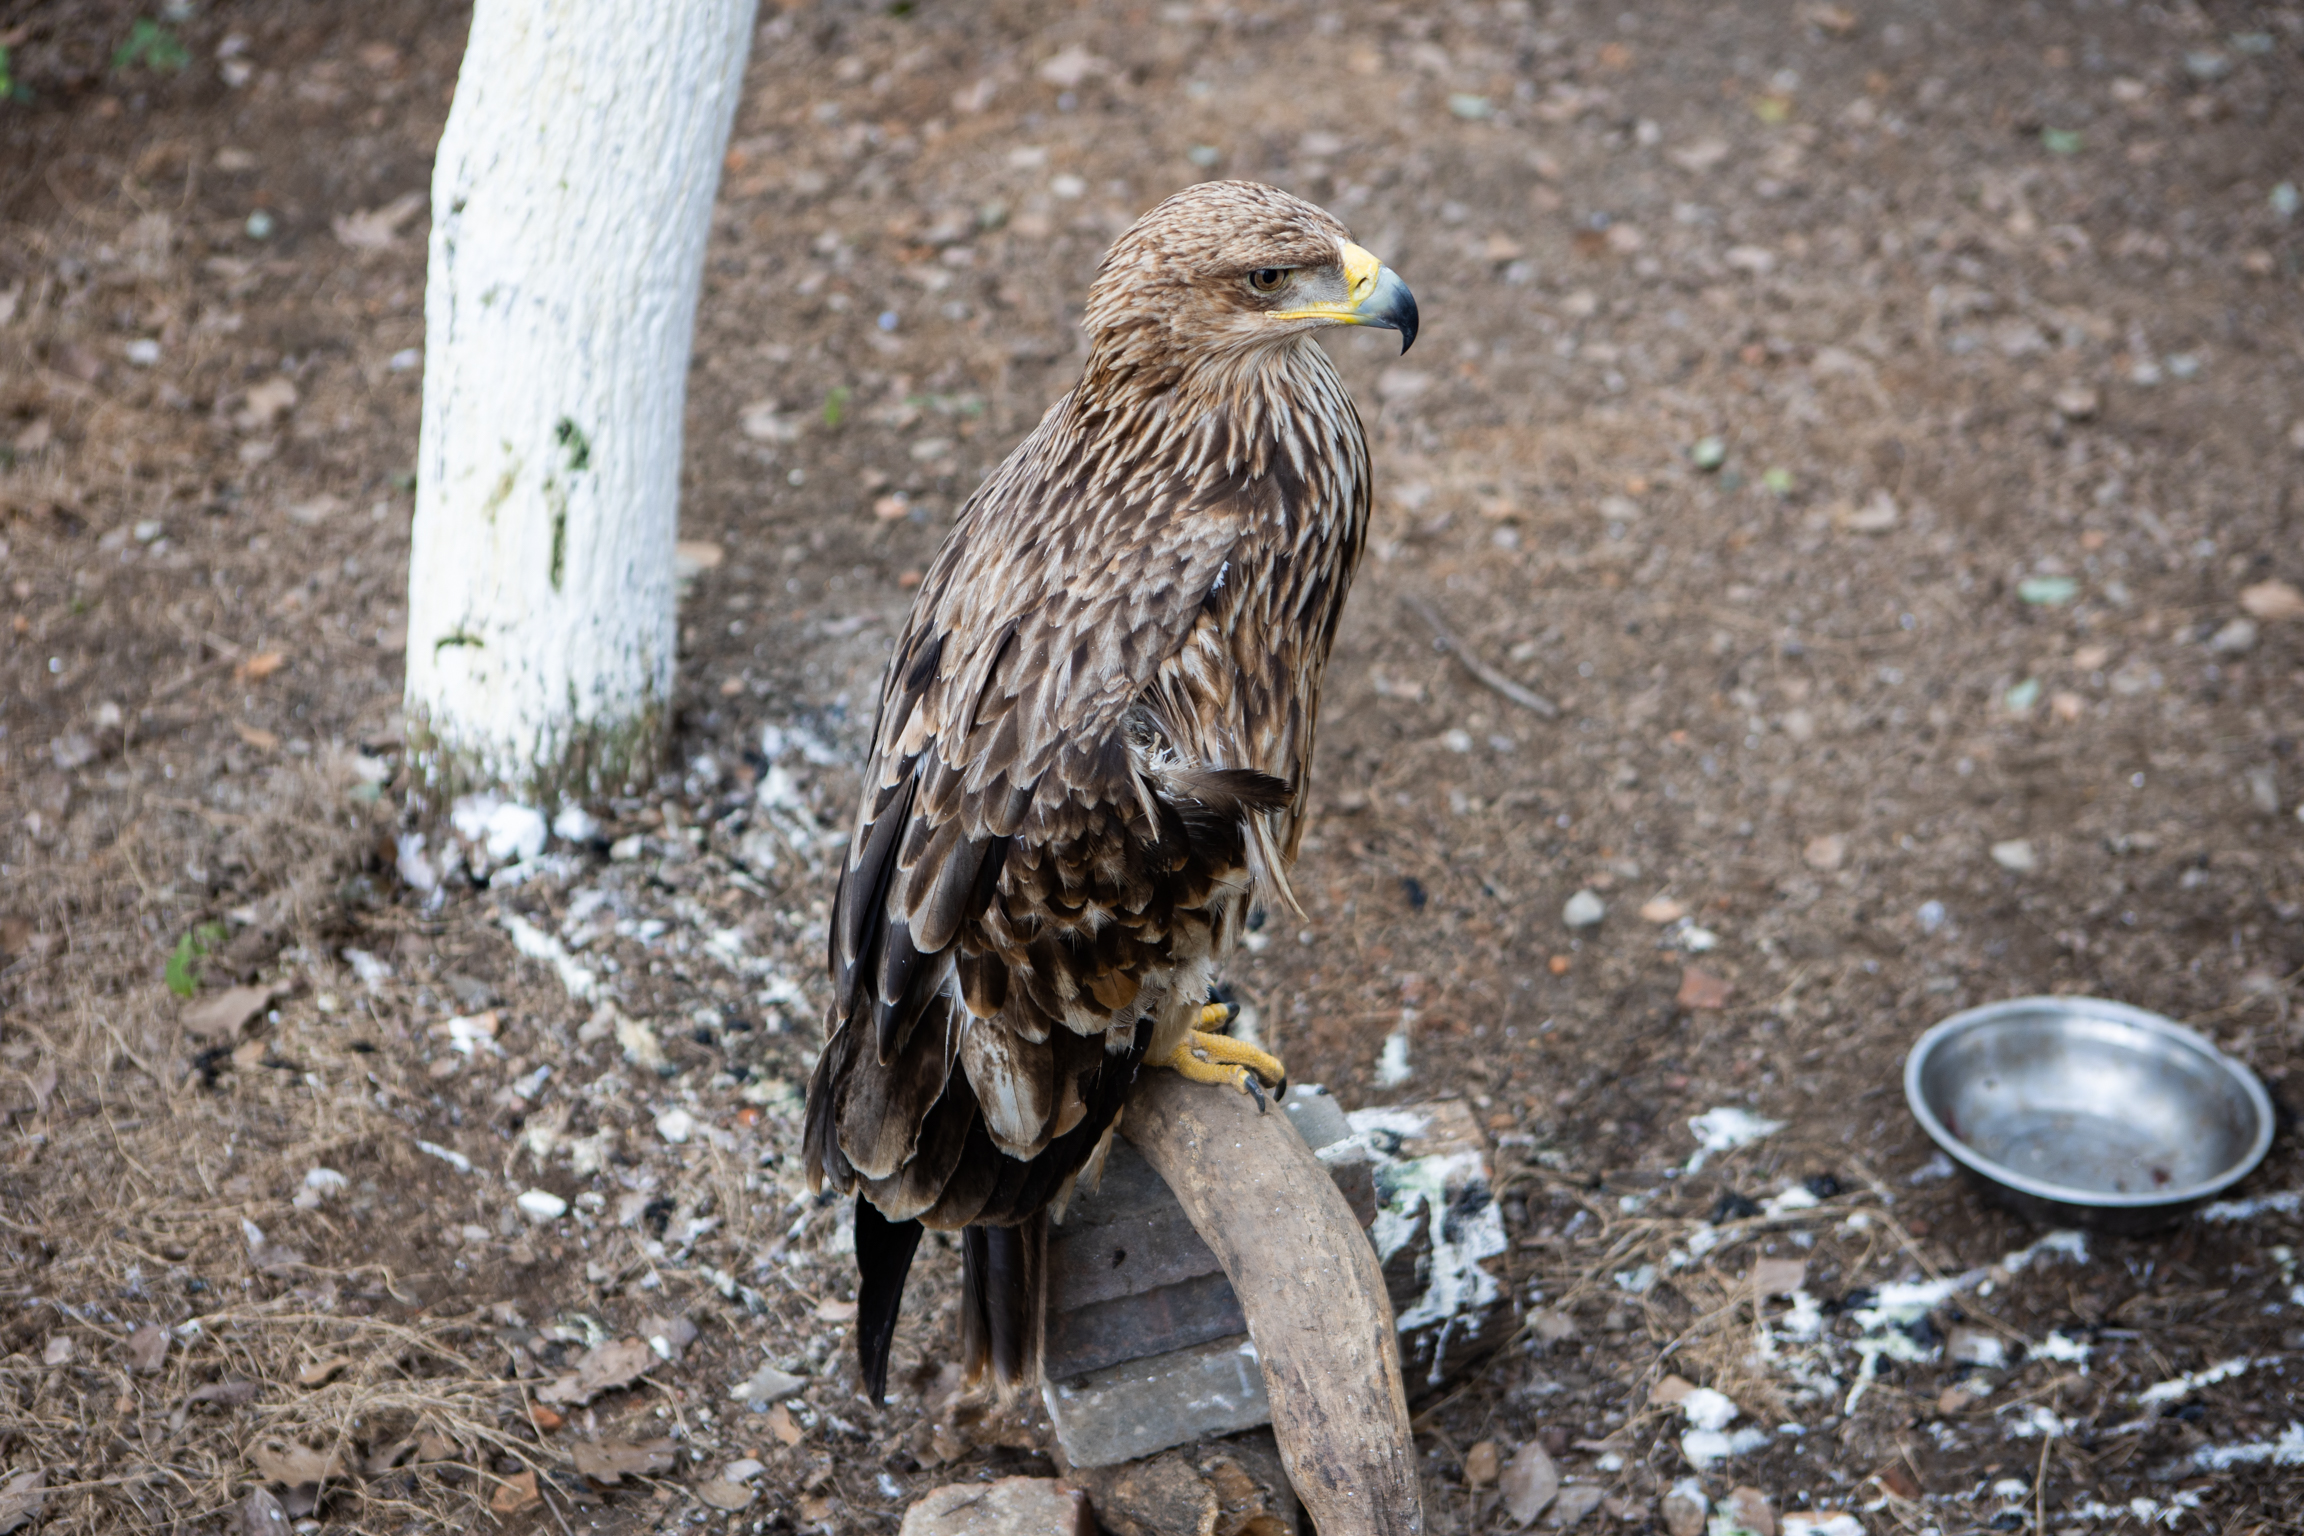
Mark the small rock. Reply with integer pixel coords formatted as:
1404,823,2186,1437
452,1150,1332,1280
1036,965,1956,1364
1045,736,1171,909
2208,617,2258,653
1990,839,2038,873
1801,834,1845,871
1780,1515,1865,1536
552,804,599,842
730,1362,808,1404
2052,383,2099,418
1834,490,1898,533
1661,1478,1709,1536
722,1459,765,1483
1465,1440,1500,1487
1725,1485,1777,1536
2246,766,2280,816
1690,436,1727,471
641,1313,697,1361
1680,1388,1740,1433
234,1486,288,1536
2240,579,2304,623
1529,1308,1578,1343
898,1477,1090,1536
43,1334,73,1365
1639,896,1686,924
1946,1325,2007,1368
654,1107,696,1144
1548,1486,1606,1529
1917,899,1947,934
133,518,166,542
1500,1440,1560,1525
515,1189,566,1221
1562,890,1606,929
2017,575,2078,607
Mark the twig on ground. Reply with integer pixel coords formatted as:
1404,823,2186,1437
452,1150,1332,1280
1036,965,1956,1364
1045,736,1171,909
1401,595,1560,719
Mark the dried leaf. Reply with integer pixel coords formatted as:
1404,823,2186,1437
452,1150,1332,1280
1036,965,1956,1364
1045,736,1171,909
189,1380,262,1407
124,1323,169,1373
537,1337,656,1406
1676,967,1733,1011
183,984,284,1040
1500,1440,1560,1526
234,378,298,431
2240,580,2304,623
248,1437,348,1487
698,1478,756,1510
571,1437,676,1484
296,1356,348,1387
236,651,286,683
1749,1257,1808,1297
330,191,427,250
234,722,281,750
0,1469,45,1535
767,1402,803,1447
528,1402,566,1433
815,1297,858,1323
1464,1439,1501,1487
488,1470,541,1514
239,1218,305,1276
673,539,724,578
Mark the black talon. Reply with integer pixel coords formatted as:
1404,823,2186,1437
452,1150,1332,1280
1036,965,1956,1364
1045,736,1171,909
1246,1073,1269,1114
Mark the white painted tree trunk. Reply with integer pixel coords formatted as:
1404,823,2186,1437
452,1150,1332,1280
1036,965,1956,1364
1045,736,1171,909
405,0,755,810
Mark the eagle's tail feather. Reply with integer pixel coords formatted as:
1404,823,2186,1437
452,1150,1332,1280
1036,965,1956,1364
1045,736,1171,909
960,1213,1045,1400
854,1196,925,1404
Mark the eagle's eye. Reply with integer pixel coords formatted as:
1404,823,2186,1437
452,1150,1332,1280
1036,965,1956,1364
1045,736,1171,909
1246,267,1291,294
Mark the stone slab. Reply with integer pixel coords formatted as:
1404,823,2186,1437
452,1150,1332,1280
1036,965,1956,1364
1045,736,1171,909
1042,1334,1272,1469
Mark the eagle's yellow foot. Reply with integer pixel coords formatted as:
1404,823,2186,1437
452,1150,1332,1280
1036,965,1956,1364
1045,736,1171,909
1164,1018,1288,1110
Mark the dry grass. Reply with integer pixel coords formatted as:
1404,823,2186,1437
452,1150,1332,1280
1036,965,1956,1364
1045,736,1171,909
0,759,591,1531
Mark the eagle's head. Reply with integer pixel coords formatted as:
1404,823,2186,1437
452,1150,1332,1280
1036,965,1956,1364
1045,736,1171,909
1082,180,1418,365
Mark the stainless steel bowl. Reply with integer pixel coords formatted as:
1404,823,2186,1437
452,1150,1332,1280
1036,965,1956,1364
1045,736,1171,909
1905,996,2275,1233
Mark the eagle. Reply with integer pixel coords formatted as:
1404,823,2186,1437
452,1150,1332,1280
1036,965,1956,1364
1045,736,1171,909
802,179,1417,1403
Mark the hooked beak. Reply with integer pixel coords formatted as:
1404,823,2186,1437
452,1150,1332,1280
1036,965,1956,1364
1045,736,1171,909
1273,241,1420,353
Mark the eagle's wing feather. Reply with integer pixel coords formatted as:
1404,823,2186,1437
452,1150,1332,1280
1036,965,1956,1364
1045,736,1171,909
823,407,1252,1187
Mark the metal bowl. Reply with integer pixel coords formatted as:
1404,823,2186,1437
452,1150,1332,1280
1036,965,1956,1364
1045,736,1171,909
1905,996,2275,1234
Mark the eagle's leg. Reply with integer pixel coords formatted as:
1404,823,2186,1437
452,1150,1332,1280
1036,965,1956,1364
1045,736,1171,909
1163,1004,1288,1103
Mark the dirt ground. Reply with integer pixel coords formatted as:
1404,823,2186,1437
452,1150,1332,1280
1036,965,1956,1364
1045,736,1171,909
5,0,2304,1531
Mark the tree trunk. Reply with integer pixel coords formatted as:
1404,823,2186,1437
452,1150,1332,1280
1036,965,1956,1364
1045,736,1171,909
404,0,755,810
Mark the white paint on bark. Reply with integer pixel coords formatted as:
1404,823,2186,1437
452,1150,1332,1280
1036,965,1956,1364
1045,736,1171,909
406,0,756,804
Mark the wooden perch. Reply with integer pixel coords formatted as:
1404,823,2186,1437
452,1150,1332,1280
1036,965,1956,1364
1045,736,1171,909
1120,1073,1424,1536
1401,594,1560,719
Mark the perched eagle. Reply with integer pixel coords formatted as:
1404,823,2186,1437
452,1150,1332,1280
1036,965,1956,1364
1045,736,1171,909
803,180,1417,1402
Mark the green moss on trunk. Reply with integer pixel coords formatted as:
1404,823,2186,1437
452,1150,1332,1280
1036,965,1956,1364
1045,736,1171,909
403,698,666,814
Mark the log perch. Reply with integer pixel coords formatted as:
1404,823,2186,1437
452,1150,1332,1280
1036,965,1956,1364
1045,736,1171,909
1120,1073,1424,1536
